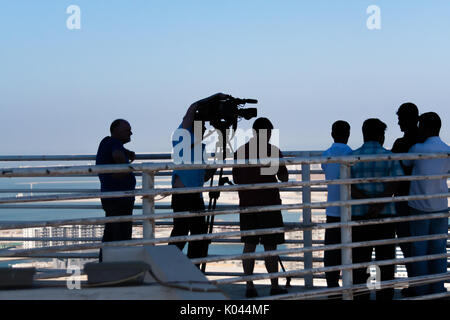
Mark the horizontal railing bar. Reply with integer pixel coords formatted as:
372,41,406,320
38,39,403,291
0,153,173,162
0,237,100,242
29,252,98,259
3,236,449,247
0,238,318,246
0,189,102,194
34,270,76,280
1,153,448,178
212,252,450,285
206,272,269,277
0,172,447,204
206,272,328,279
0,205,447,239
1,251,445,267
292,273,450,300
401,291,450,301
0,170,322,179
0,226,305,257
0,187,328,194
0,151,324,162
156,221,303,227
254,273,450,300
0,150,324,162
191,233,449,264
8,252,448,268
0,204,233,210
2,213,449,258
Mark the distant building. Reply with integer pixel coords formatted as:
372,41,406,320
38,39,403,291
22,225,104,249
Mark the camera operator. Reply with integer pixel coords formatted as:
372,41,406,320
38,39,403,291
170,93,229,264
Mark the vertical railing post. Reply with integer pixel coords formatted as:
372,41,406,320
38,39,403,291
142,170,155,245
302,158,314,288
340,163,353,300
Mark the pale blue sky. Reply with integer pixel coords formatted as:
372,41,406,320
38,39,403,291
1,1,449,154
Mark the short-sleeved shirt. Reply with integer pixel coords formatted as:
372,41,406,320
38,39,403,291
96,137,136,192
322,143,353,217
351,141,404,216
403,136,450,212
232,141,286,207
171,123,206,188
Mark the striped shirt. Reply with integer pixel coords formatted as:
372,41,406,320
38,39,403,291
351,141,404,216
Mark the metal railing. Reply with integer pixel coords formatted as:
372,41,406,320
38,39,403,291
0,151,449,300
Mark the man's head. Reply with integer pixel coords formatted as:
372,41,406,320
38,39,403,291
362,118,387,145
331,120,350,144
110,119,132,144
253,117,274,141
397,102,419,133
418,112,441,140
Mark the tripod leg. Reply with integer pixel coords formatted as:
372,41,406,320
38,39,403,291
201,176,215,273
201,168,224,273
278,256,292,287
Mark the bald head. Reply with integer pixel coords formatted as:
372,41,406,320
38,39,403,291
110,119,132,144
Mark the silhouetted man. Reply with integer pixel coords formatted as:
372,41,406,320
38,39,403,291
96,119,136,262
403,112,450,296
322,120,352,290
170,94,222,263
232,117,288,298
351,118,404,300
391,102,419,296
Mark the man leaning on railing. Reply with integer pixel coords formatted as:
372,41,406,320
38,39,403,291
403,112,450,297
321,120,352,290
391,102,420,297
350,118,404,300
95,119,136,262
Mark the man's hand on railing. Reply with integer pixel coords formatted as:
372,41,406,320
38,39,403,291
125,149,136,163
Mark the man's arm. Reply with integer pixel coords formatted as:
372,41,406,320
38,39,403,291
124,149,135,163
111,149,131,179
365,182,400,217
112,149,128,164
181,93,231,130
276,150,289,182
367,158,404,217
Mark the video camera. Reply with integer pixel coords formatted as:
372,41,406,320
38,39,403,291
194,96,258,130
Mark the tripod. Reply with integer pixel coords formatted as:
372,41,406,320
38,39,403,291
201,124,233,273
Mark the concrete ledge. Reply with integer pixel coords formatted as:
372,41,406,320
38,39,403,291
0,246,227,300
